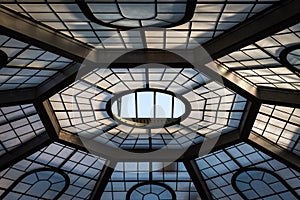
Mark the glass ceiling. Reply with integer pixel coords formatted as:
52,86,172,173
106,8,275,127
1,0,280,46
0,0,299,199
49,67,247,150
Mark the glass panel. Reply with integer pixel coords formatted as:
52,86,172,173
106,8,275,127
155,92,172,118
120,93,136,118
1,169,68,200
253,104,300,156
137,91,154,118
102,162,199,200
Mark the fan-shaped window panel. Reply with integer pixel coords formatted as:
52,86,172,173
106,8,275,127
280,44,300,73
77,0,197,29
232,168,300,200
0,168,69,200
127,182,176,200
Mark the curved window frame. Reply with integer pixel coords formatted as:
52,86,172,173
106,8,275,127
279,44,300,75
126,182,176,200
232,168,300,200
76,0,197,29
0,49,8,69
107,88,191,128
0,168,70,200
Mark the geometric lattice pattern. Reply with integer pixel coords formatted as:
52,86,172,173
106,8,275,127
0,104,45,156
102,162,199,200
253,104,300,156
1,1,280,46
0,1,299,200
196,142,300,200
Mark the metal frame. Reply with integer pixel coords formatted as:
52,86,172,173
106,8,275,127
0,0,300,199
76,0,197,29
280,44,300,75
0,1,299,105
202,0,300,60
126,182,177,200
89,161,116,200
184,160,213,200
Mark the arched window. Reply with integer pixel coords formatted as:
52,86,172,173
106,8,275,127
76,0,196,29
127,182,176,200
0,168,69,200
232,168,300,200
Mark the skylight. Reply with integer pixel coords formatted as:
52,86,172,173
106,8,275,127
110,90,186,128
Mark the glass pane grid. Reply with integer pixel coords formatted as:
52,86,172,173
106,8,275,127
196,142,300,199
0,104,45,156
0,35,73,90
1,1,279,46
101,162,200,200
253,104,300,156
0,142,107,199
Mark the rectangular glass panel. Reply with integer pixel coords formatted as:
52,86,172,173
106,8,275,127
137,92,154,118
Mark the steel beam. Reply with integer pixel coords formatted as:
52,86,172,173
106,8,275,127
34,100,60,140
238,101,261,140
184,160,213,200
89,161,116,200
0,88,36,106
257,86,300,108
58,129,241,161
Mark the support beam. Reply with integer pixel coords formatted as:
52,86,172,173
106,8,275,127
0,133,51,171
0,63,79,106
184,160,213,200
34,100,60,140
203,0,300,59
1,1,299,64
248,131,300,172
0,5,92,63
238,100,261,140
0,88,36,106
58,129,241,161
257,86,300,108
89,161,116,200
